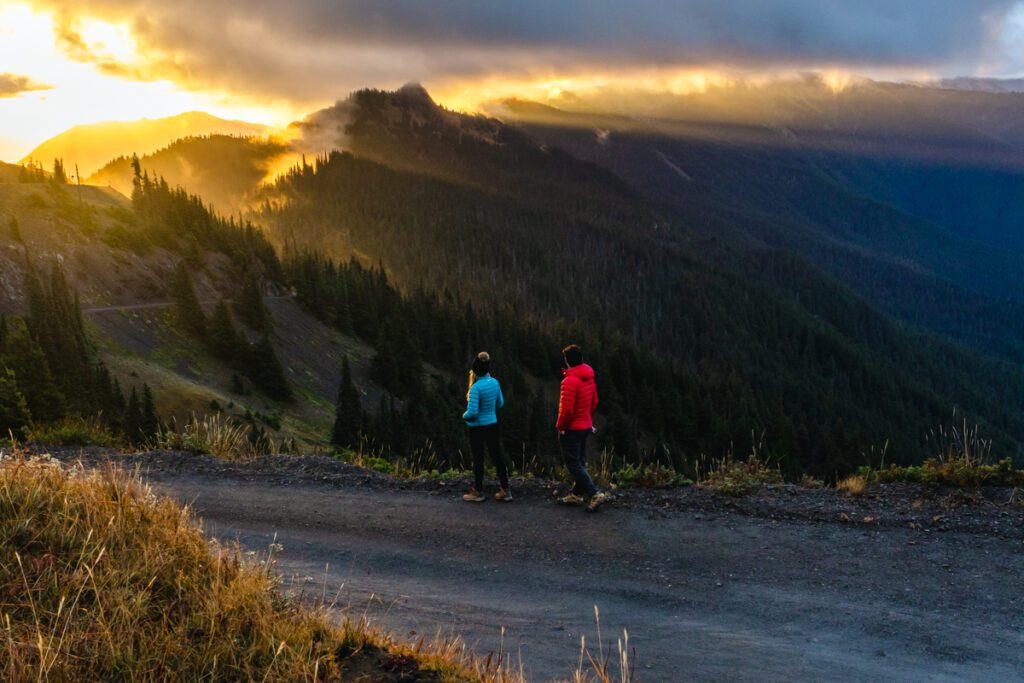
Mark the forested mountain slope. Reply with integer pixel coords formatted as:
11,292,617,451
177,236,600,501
89,135,287,216
504,98,1024,364
251,87,1024,473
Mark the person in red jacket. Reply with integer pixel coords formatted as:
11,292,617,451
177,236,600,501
556,344,608,512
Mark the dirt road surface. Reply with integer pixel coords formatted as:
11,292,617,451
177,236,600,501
96,453,1024,683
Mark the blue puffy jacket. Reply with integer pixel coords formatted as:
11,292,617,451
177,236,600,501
463,375,504,426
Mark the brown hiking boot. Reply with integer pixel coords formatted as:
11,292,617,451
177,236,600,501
494,487,513,502
558,493,585,506
585,492,609,513
462,487,486,502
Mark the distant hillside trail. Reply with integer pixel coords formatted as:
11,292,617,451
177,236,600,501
82,294,293,314
120,461,1024,682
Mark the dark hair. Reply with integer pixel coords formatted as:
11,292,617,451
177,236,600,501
562,344,583,367
471,351,491,376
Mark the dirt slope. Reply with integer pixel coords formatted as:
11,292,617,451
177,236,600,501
53,451,1024,682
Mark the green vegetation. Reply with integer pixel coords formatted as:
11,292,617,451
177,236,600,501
24,415,119,447
153,413,294,459
0,264,157,444
260,140,1024,479
330,356,361,449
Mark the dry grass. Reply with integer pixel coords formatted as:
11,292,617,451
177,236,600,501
837,475,868,497
0,448,523,681
152,412,291,459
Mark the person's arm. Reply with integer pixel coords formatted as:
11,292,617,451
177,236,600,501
556,377,577,432
496,381,504,411
463,383,480,422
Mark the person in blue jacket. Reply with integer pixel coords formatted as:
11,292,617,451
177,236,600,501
462,351,511,502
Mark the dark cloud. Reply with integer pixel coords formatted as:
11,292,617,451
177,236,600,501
0,73,52,98
33,1,1024,100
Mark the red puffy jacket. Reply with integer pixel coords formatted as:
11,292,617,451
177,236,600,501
556,363,599,431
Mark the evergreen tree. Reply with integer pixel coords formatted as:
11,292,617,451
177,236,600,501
236,273,270,331
245,335,291,401
123,388,142,443
2,327,65,422
330,356,361,448
52,158,67,184
0,369,31,437
208,299,240,359
229,372,246,395
140,384,159,438
169,261,206,337
8,217,21,242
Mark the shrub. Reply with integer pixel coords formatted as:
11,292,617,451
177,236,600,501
701,453,783,496
611,463,692,489
25,416,119,447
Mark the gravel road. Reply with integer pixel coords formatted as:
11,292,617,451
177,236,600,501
71,451,1022,682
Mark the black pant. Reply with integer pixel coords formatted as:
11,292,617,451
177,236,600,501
560,429,597,497
468,423,509,491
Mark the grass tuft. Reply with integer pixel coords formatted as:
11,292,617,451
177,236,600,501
152,412,291,459
837,475,868,497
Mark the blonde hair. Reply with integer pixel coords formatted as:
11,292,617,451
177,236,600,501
466,351,490,401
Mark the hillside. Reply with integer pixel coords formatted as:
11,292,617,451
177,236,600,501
502,94,1024,364
89,135,287,215
251,86,1024,474
18,111,267,177
0,178,373,448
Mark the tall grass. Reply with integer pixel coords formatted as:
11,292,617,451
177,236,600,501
152,412,292,459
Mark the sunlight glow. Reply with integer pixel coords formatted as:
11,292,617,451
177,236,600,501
431,67,840,113
0,2,297,162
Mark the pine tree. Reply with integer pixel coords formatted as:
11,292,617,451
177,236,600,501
236,273,270,331
245,335,291,401
330,356,362,448
2,326,65,422
0,369,31,436
208,300,240,359
124,388,142,443
169,261,206,337
230,372,246,395
140,384,159,438
52,158,67,184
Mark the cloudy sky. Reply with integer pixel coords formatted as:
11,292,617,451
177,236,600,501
3,0,1024,159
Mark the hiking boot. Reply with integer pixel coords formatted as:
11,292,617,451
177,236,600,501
558,493,585,506
585,492,609,513
494,487,514,502
462,488,486,502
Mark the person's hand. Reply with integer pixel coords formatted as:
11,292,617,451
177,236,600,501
589,426,597,434
557,430,565,436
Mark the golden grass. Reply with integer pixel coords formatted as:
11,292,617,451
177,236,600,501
0,449,522,681
837,474,868,497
